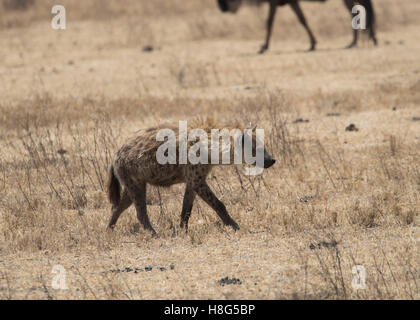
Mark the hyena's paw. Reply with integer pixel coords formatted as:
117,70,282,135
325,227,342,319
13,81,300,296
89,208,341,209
228,220,240,231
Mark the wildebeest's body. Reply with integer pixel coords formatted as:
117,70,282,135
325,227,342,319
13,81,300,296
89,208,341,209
217,0,377,53
107,120,275,235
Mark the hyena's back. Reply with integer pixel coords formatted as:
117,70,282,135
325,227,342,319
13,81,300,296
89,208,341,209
112,124,186,188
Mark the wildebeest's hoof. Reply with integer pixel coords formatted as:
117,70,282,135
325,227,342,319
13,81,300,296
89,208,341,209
346,42,357,49
308,43,316,52
258,44,268,54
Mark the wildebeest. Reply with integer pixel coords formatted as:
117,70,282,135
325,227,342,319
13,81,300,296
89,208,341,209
217,0,377,53
107,119,276,235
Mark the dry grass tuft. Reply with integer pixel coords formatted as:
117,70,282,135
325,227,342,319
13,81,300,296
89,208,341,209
0,0,419,300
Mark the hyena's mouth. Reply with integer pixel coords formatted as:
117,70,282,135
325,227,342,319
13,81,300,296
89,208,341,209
263,158,276,169
217,0,229,12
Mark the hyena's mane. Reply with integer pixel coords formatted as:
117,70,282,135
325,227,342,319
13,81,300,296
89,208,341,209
187,117,247,160
125,118,246,157
188,117,244,134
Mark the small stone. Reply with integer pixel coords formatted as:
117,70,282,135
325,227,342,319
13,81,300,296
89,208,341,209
300,195,313,203
345,124,359,132
293,118,309,124
218,276,241,286
57,149,67,155
143,45,154,52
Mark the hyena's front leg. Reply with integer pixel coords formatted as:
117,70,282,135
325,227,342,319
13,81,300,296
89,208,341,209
180,185,196,231
194,182,240,231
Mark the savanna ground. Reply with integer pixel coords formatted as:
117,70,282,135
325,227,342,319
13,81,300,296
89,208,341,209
0,0,419,299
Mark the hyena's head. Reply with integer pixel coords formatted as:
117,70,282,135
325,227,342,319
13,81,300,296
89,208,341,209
241,126,276,169
217,0,243,13
220,125,275,170
190,123,275,171
263,150,276,169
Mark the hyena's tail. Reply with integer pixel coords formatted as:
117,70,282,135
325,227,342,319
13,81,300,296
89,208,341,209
107,164,121,208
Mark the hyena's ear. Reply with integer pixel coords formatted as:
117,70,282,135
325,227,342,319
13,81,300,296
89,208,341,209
234,131,244,147
246,123,258,132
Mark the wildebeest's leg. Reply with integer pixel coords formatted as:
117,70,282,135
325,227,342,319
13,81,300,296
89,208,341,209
363,0,377,46
369,27,377,46
108,189,132,229
259,0,278,54
289,1,316,51
180,185,196,231
346,28,358,49
343,0,358,48
194,182,240,230
127,182,157,236
346,0,377,47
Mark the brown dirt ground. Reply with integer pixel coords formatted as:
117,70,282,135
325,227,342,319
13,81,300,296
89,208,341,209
0,0,419,299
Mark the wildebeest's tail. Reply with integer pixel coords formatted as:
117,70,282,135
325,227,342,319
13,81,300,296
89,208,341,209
107,164,121,207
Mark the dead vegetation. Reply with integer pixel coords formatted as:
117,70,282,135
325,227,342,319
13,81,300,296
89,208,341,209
0,0,419,299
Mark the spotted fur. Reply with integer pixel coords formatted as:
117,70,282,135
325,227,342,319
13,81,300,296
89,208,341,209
107,118,275,235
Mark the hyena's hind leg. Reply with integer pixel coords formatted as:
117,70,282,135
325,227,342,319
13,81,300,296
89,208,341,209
126,182,157,236
180,185,196,232
194,181,240,231
108,189,132,229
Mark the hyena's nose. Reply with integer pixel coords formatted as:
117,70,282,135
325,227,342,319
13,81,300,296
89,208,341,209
264,158,276,169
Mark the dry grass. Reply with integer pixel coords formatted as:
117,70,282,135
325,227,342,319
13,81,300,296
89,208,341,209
0,0,419,299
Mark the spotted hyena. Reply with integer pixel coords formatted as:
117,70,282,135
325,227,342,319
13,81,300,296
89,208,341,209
107,119,276,236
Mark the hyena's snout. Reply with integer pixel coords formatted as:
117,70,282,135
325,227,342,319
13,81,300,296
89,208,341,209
217,0,229,12
217,0,242,13
263,154,276,169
